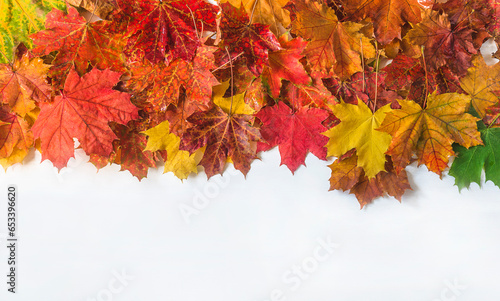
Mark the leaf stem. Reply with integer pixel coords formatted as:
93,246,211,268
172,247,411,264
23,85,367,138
249,0,259,25
373,45,379,111
360,38,365,93
225,46,234,116
421,45,429,109
212,52,244,72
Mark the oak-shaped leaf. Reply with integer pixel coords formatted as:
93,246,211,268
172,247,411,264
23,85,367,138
220,2,281,76
379,92,482,175
288,0,375,79
407,10,477,76
0,44,51,116
450,122,500,189
31,7,125,88
341,0,423,44
323,100,393,178
116,0,218,63
180,106,262,178
32,68,139,169
256,102,329,173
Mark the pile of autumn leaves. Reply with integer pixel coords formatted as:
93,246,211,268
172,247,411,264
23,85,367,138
1,0,500,207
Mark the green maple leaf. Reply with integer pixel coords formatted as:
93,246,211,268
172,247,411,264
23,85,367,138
450,122,500,190
0,0,65,63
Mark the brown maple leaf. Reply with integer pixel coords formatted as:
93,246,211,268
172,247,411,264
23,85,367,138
329,154,411,208
180,106,262,178
407,10,477,76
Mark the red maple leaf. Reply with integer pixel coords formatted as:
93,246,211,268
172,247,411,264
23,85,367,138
127,45,219,111
262,35,310,98
383,54,463,106
31,7,125,88
181,106,262,178
219,2,281,76
256,102,329,173
32,68,139,169
116,0,218,63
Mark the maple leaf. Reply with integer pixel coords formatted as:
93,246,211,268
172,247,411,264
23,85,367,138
283,78,337,110
379,92,482,175
66,0,116,19
324,68,402,111
213,80,255,115
220,2,281,76
143,120,201,180
460,56,500,118
256,101,329,173
341,0,423,44
328,154,411,208
30,7,125,88
111,121,156,180
117,0,218,63
262,35,310,98
450,122,500,190
32,68,139,169
0,44,51,117
0,0,65,63
220,0,291,35
383,54,463,106
406,10,477,76
127,45,219,111
0,106,33,162
181,106,262,178
288,0,375,79
323,100,393,178
433,0,493,47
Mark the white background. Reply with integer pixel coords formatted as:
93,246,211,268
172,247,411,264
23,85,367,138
0,41,500,301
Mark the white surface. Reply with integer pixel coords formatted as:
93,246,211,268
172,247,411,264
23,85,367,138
0,146,500,301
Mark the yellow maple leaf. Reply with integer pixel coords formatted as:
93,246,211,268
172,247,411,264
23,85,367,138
213,80,255,115
460,56,500,118
143,121,203,180
0,147,28,170
220,0,290,35
323,100,392,178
